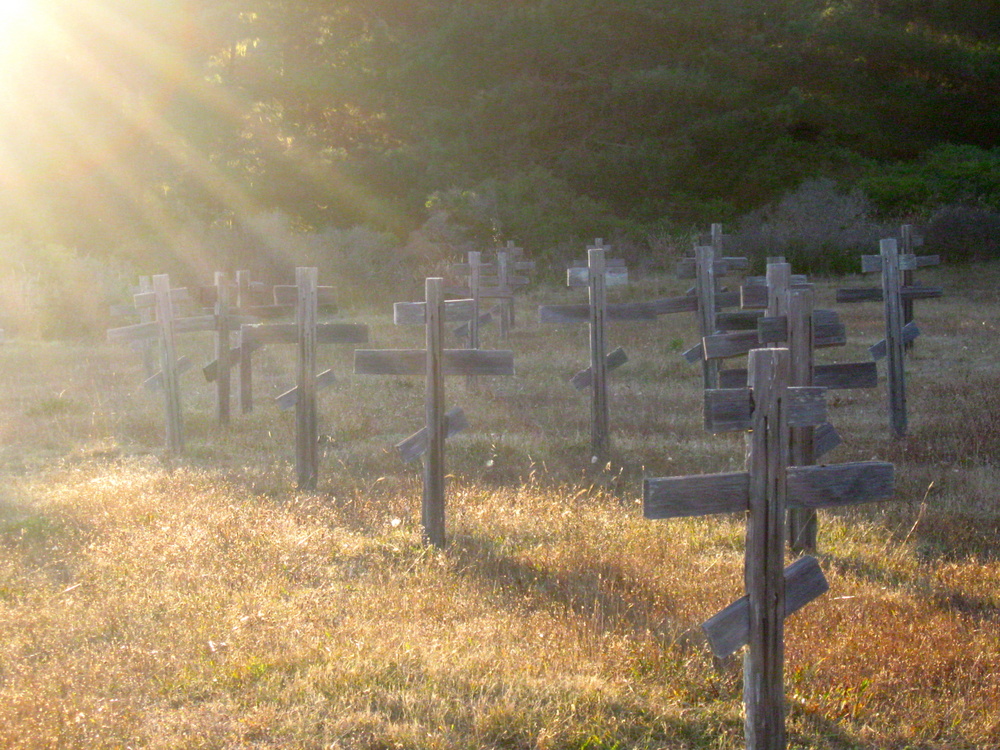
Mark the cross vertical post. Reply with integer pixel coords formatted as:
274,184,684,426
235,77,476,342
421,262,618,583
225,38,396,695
882,239,907,437
137,276,157,376
496,249,511,340
152,274,183,455
587,246,611,461
745,347,789,750
424,278,447,547
295,267,319,489
236,270,254,414
900,224,915,346
213,272,232,425
787,287,818,552
695,245,718,389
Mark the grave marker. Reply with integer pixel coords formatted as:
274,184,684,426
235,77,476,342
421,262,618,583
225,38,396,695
645,347,895,750
355,278,515,547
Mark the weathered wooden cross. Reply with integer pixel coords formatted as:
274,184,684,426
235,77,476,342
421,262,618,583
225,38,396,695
644,346,895,750
539,242,645,462
837,236,943,437
703,266,880,551
354,278,515,547
448,242,534,340
107,274,221,455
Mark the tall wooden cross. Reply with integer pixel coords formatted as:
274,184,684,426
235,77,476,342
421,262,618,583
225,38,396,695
703,267,879,551
354,278,514,547
107,274,221,455
837,237,943,437
645,347,895,750
539,244,641,462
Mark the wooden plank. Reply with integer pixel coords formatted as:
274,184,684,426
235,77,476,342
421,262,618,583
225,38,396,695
862,253,919,273
142,356,193,391
744,347,789,750
813,422,842,459
787,461,894,508
395,408,469,462
566,266,629,287
839,285,943,303
570,346,628,390
133,286,190,310
682,342,703,364
717,310,763,331
446,285,514,300
273,284,337,306
275,369,337,410
203,344,253,382
695,246,719,389
394,299,477,325
295,267,319,490
676,257,749,279
644,471,750,519
787,286,818,553
213,272,232,425
570,257,626,268
836,287,882,303
648,295,699,315
701,556,829,659
153,274,184,455
240,322,369,346
588,248,611,459
479,274,529,287
107,321,159,344
539,302,657,323
704,386,826,432
813,362,878,390
882,238,907,438
173,315,217,334
355,349,515,377
704,388,752,433
424,277,447,548
453,310,494,339
703,330,761,360
901,285,943,300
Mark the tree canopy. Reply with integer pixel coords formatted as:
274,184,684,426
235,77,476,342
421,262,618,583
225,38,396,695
1,0,998,254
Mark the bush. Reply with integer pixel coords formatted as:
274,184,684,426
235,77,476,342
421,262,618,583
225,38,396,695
923,205,1000,263
729,178,894,275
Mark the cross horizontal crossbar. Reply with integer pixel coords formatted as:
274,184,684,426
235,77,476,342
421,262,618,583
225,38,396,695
675,256,749,279
538,302,657,324
786,461,894,509
240,322,369,346
703,386,827,433
355,348,515,377
860,253,940,273
566,267,629,287
394,299,478,325
644,470,750,519
717,362,877,391
836,286,943,303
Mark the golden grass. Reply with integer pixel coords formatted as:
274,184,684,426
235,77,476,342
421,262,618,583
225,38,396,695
0,262,998,748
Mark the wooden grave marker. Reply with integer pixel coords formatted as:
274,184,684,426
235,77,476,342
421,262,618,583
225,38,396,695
354,278,515,547
703,263,879,550
539,245,650,461
645,347,895,750
837,236,942,437
107,274,221,454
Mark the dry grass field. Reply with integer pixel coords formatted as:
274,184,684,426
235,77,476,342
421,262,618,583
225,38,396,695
0,262,998,749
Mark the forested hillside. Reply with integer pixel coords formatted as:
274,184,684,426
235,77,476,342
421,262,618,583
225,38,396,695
1,0,999,259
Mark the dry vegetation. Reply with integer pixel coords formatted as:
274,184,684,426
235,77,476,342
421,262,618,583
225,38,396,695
0,262,998,749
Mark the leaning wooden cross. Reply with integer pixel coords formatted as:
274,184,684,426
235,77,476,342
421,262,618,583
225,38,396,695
107,274,222,455
838,237,943,437
539,243,641,462
645,347,895,750
354,278,514,547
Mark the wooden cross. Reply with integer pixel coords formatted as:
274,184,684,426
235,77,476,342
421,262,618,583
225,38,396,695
354,278,515,547
448,242,534,340
645,347,895,750
702,266,879,551
837,236,942,437
539,244,644,462
107,274,222,454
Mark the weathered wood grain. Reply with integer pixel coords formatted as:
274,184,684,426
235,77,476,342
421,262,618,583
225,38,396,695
814,362,878,389
813,422,842,459
355,348,515,377
273,284,337,306
786,461,894,508
142,356,193,391
869,321,920,360
566,266,629,287
701,556,829,659
570,347,628,390
295,268,319,490
239,322,369,346
394,299,477,325
704,388,753,433
644,471,750,519
133,286,191,310
395,407,469,462
275,369,338,410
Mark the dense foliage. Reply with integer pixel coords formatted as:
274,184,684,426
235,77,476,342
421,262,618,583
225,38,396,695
1,0,999,262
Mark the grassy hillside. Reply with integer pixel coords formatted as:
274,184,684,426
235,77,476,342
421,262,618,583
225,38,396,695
0,262,998,748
